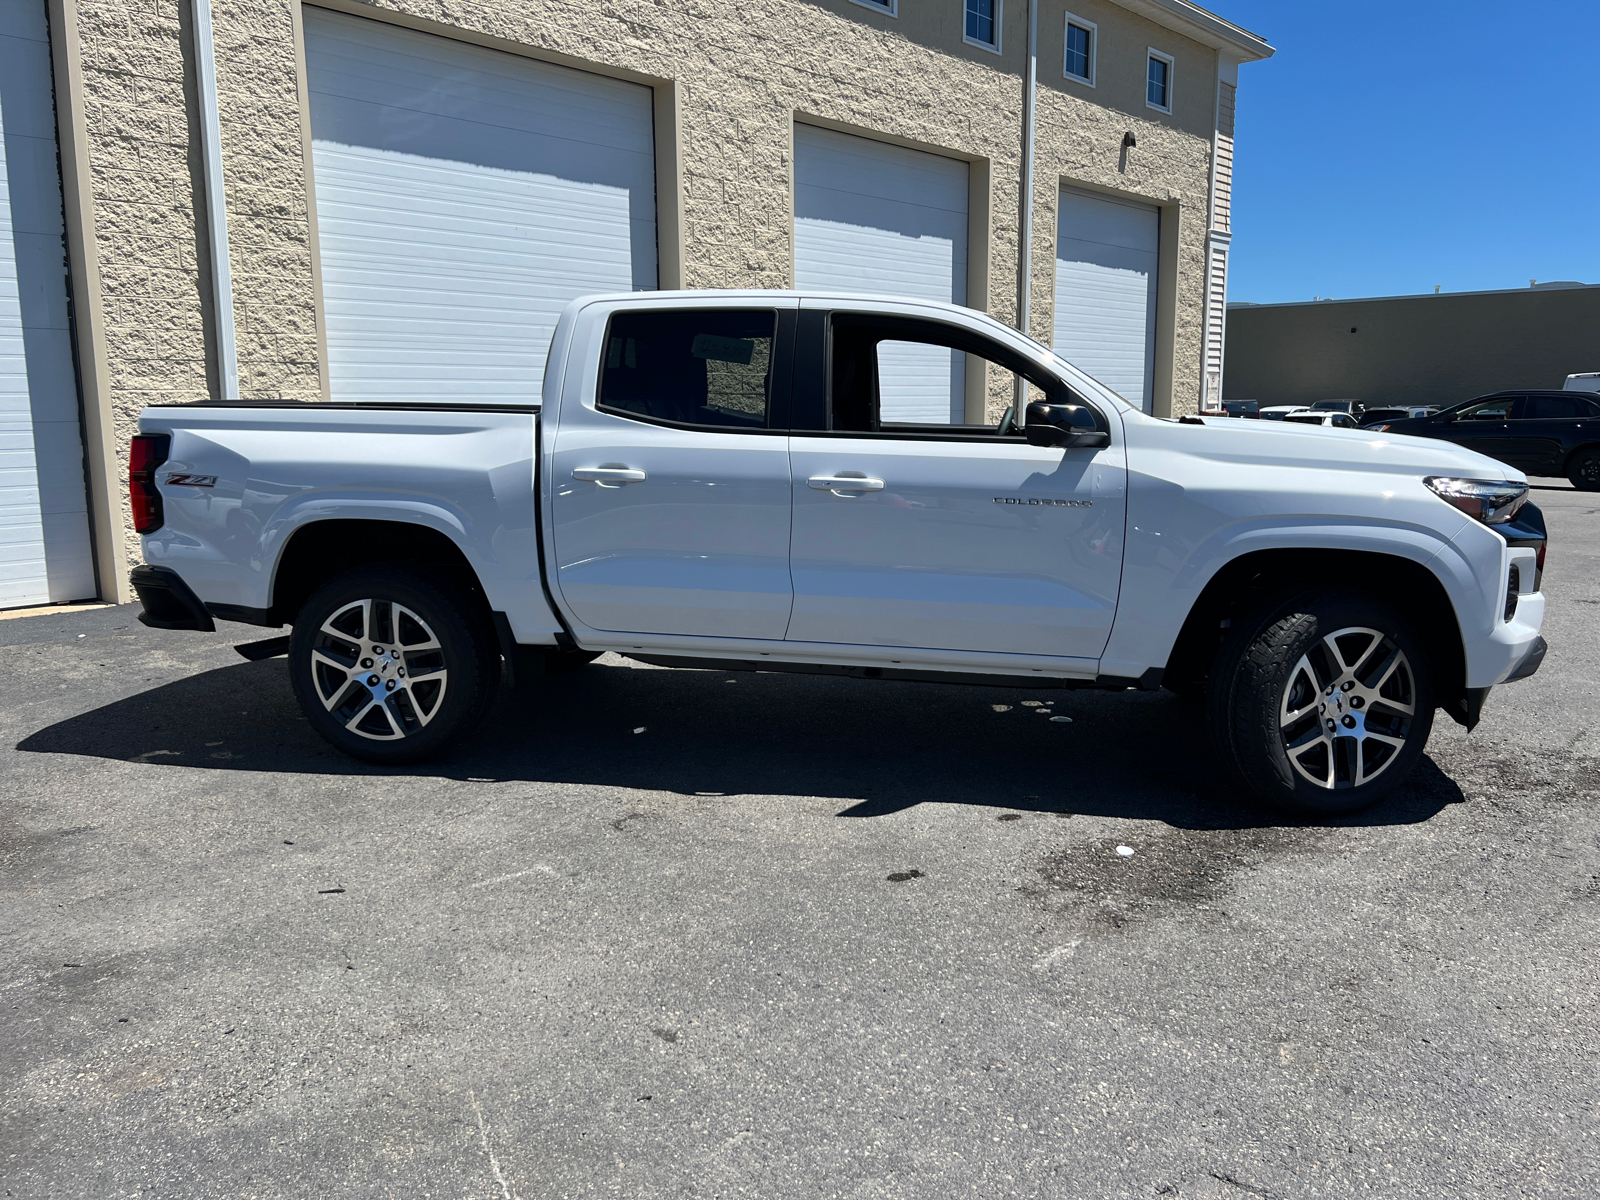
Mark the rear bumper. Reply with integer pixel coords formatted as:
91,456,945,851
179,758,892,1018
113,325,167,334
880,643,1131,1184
130,565,215,632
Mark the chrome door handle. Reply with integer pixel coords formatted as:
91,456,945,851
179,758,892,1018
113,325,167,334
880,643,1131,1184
808,474,884,493
573,466,647,486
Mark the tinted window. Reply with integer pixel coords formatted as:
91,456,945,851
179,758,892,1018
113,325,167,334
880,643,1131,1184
1456,398,1518,421
1065,22,1091,79
829,315,1072,435
1522,395,1593,420
598,310,776,429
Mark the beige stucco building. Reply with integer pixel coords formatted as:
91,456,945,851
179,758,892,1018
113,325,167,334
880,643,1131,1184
1,0,1269,608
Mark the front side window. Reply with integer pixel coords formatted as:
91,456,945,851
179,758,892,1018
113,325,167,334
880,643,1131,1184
598,310,776,429
965,0,999,49
1455,398,1520,422
828,314,1070,436
1064,16,1094,82
1147,51,1172,111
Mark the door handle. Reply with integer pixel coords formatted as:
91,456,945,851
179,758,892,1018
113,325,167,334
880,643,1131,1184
808,474,884,493
573,465,647,486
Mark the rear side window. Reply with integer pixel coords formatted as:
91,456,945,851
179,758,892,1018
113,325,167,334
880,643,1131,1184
1523,395,1596,420
598,310,776,429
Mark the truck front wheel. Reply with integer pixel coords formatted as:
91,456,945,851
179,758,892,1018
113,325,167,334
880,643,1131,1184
289,566,499,763
1207,590,1434,816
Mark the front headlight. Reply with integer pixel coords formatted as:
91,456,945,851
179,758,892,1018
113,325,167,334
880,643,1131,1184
1424,476,1529,524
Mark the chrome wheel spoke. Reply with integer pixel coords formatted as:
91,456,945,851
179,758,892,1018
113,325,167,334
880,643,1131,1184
1282,625,1415,791
309,595,450,742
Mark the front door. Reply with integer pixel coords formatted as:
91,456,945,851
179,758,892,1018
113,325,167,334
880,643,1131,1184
549,304,796,639
1445,395,1524,468
786,309,1126,660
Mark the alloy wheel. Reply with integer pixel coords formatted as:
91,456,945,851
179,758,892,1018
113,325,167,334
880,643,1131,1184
309,598,449,740
1278,625,1416,789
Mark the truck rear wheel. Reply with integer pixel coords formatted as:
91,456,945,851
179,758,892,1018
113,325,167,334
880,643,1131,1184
1207,590,1434,816
289,566,498,763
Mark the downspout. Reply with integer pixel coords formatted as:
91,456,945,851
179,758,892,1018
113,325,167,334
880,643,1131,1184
1013,0,1038,412
192,0,239,399
1200,49,1222,411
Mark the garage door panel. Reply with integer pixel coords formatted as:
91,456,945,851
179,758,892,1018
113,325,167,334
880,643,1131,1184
1055,189,1159,411
306,8,657,402
0,0,96,608
793,125,969,425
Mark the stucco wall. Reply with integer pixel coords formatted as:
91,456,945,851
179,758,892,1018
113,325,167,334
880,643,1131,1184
68,0,1223,565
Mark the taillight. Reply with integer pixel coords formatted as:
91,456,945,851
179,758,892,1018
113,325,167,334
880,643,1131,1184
129,434,170,534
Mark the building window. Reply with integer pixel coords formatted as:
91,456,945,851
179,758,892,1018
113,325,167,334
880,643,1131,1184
1147,49,1173,111
1063,13,1095,84
964,0,1001,52
848,0,897,15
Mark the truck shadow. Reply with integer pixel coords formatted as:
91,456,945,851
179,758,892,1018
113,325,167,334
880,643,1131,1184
16,656,1462,830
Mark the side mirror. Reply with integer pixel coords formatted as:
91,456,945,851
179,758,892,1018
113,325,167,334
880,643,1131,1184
1025,401,1109,449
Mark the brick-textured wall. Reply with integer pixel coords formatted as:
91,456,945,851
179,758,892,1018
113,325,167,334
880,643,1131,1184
71,0,1221,566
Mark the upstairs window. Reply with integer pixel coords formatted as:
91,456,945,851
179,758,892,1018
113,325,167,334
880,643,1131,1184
1064,15,1095,83
848,0,897,15
965,0,1000,52
1147,49,1173,111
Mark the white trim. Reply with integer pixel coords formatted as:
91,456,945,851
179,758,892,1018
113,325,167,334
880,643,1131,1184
191,0,240,398
1114,0,1272,62
1062,12,1096,85
847,0,897,16
962,0,1003,54
1145,47,1175,113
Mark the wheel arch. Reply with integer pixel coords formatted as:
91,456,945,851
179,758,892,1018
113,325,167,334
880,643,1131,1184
267,519,491,626
1163,547,1469,723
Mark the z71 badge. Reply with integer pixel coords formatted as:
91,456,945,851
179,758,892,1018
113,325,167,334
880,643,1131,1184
993,496,1092,507
165,473,217,487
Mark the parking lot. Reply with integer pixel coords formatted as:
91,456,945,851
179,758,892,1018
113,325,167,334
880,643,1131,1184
2,482,1596,1199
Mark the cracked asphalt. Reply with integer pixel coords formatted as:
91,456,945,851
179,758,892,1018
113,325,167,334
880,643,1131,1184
3,483,1597,1199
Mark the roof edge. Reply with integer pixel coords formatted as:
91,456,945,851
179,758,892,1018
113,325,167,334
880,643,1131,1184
1229,283,1600,310
1112,0,1274,60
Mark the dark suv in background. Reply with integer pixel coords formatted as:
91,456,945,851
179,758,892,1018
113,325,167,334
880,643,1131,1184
1371,390,1600,489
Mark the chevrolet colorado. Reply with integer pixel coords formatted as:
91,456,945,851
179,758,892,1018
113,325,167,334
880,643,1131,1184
128,291,1548,815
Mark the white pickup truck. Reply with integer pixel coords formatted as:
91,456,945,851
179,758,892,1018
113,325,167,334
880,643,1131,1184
129,291,1548,815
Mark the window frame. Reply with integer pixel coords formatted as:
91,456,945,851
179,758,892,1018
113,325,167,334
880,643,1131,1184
848,0,897,16
1145,47,1174,113
1062,12,1096,86
803,311,1098,444
593,308,795,436
963,0,1003,55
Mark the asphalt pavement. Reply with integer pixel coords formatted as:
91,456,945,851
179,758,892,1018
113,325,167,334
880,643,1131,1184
3,483,1597,1199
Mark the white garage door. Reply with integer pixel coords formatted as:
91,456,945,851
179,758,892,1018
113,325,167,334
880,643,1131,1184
793,125,968,423
0,0,95,608
304,9,657,403
1054,188,1159,411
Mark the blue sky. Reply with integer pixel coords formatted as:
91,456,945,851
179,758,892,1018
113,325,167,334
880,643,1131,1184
1216,0,1600,304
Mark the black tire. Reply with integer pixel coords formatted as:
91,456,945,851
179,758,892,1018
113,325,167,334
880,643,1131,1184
1567,448,1600,492
289,565,499,763
1206,589,1433,817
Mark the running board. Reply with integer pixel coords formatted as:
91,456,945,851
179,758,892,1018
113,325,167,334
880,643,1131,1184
235,635,291,661
622,652,1160,692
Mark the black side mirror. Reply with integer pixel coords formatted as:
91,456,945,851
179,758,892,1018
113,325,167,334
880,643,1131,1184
1025,401,1109,448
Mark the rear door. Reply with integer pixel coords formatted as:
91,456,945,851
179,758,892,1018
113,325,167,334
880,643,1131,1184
548,303,796,640
785,306,1126,661
1511,394,1600,475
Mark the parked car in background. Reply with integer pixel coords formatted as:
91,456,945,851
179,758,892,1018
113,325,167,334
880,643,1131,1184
1372,390,1600,489
1312,399,1367,420
1361,406,1439,427
1258,405,1311,421
1565,372,1600,393
1283,411,1360,429
1221,400,1259,418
